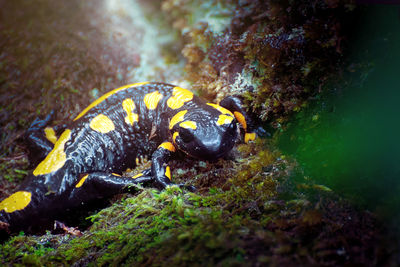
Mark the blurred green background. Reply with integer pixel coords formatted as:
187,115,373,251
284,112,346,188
278,5,400,227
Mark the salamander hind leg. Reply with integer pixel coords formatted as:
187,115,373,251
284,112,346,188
25,110,67,166
0,188,48,233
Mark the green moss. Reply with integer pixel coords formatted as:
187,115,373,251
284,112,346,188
0,151,28,185
167,0,354,124
0,234,57,265
0,0,396,265
0,139,393,265
1,141,285,265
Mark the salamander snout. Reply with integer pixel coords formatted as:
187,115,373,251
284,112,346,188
174,119,238,161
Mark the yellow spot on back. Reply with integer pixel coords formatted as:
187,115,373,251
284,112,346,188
173,132,179,143
207,103,234,116
234,111,247,130
44,127,57,144
165,166,171,180
144,91,163,110
90,114,115,133
217,114,234,126
132,173,143,179
158,142,176,152
74,82,149,121
0,191,32,213
169,110,187,129
33,129,71,176
75,174,89,188
245,132,256,143
167,87,194,109
112,173,121,176
122,98,139,125
179,121,197,130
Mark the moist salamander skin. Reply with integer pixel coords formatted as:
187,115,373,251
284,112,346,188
0,82,258,233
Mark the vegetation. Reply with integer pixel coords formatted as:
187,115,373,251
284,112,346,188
0,0,398,265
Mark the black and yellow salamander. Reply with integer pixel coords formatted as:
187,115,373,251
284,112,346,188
0,82,258,233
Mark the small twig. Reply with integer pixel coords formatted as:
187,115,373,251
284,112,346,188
0,154,26,162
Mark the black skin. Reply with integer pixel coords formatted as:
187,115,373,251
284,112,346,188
0,82,258,234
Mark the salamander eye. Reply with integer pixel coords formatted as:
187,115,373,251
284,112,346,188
179,128,194,143
228,121,236,131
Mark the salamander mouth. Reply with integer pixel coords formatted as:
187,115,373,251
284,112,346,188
179,141,235,161
174,124,238,161
182,150,227,161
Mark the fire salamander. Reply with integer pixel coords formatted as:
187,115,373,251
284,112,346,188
0,82,258,233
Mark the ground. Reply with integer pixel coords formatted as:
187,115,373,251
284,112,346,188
0,0,398,266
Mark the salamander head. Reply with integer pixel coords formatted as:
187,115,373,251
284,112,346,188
169,104,238,161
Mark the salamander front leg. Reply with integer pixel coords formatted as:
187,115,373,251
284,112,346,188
68,172,154,206
219,96,265,143
151,142,176,190
150,142,196,191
